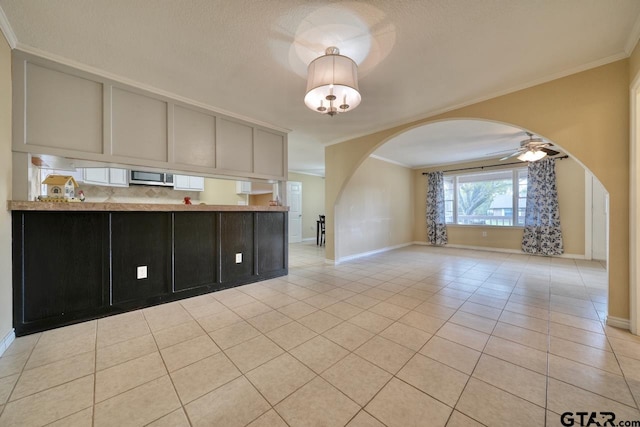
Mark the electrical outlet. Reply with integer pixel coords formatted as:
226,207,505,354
137,265,148,279
235,253,242,264
482,231,487,237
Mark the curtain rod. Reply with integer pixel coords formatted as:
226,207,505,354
421,155,569,175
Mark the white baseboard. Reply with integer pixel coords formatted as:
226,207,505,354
0,329,15,357
412,242,586,259
302,237,316,242
606,316,630,330
336,243,413,264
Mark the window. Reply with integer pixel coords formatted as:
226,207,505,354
443,168,527,227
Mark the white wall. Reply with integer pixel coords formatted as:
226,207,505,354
0,35,14,353
335,157,414,260
288,172,325,240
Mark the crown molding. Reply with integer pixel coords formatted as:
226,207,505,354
0,6,17,48
288,170,326,178
368,154,412,169
324,51,629,149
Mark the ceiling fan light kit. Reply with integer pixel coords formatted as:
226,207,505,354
495,132,560,162
517,149,547,162
304,47,361,117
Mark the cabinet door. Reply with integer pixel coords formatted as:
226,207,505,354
174,175,191,191
109,168,129,187
83,168,109,185
189,176,205,191
174,175,204,191
236,181,251,194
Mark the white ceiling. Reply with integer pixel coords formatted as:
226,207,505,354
1,1,639,176
372,120,546,168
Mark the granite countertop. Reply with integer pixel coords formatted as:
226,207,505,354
7,201,289,212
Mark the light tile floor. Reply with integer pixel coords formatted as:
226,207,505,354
0,243,637,426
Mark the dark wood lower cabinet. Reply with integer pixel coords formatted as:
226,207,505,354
12,210,287,335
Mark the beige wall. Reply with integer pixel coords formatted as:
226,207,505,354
200,178,247,205
336,157,413,260
556,158,586,255
630,41,640,83
0,35,13,348
249,193,272,206
326,59,629,320
288,172,325,240
413,156,585,254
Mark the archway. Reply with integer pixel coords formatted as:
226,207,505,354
325,60,629,328
333,119,610,320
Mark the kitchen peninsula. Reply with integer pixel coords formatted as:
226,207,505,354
10,201,288,335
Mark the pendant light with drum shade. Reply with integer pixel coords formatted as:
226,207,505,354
304,47,361,116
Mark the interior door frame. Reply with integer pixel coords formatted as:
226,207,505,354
630,73,640,335
286,181,303,243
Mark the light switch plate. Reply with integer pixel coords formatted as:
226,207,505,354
137,265,148,279
235,253,242,264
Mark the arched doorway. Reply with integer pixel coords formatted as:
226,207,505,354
328,119,608,330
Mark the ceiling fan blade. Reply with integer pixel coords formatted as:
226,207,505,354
485,149,516,156
540,147,560,156
500,151,522,161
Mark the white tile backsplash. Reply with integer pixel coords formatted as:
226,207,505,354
79,183,200,204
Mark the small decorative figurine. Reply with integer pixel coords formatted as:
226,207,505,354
77,190,85,202
183,196,192,205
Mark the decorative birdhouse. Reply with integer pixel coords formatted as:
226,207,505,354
42,175,79,199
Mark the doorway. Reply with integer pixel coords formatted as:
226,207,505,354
287,181,302,243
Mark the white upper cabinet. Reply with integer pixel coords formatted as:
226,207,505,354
13,51,288,182
108,168,129,186
174,175,204,192
82,168,129,187
236,181,273,195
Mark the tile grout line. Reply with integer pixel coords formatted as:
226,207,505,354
141,308,194,427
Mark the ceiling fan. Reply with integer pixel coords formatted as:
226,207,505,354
489,132,560,162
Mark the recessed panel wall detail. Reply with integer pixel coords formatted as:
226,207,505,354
257,212,287,274
25,63,103,153
111,87,168,161
174,212,217,291
220,212,254,283
14,212,107,325
254,130,285,177
174,105,216,168
216,118,253,173
13,51,287,181
111,212,172,304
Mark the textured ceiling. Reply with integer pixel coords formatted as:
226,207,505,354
1,0,639,175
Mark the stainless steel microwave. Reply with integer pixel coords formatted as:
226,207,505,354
129,170,174,187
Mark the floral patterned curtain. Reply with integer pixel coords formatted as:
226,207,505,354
522,157,563,255
426,171,448,246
